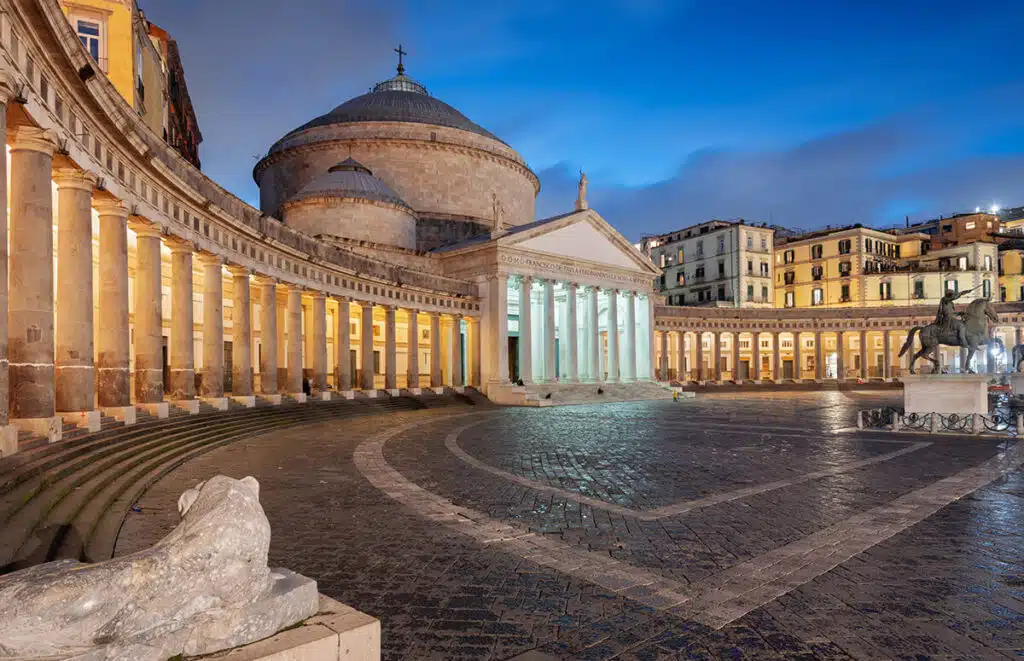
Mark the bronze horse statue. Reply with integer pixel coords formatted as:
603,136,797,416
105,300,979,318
898,297,999,374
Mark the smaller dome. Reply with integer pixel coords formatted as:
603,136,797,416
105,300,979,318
286,159,411,209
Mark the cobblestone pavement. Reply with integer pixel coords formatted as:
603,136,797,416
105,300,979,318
115,391,1023,660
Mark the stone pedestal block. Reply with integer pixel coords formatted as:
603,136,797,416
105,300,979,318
60,410,101,433
11,416,62,443
202,397,230,411
172,399,200,415
1,425,19,458
138,402,170,419
258,394,283,406
338,390,355,400
232,396,257,408
407,388,422,395
290,393,307,404
102,406,137,425
385,388,400,397
903,374,989,415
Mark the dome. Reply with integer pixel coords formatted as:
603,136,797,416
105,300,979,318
286,158,411,209
269,70,504,154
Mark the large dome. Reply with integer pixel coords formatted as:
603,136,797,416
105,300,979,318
269,74,504,154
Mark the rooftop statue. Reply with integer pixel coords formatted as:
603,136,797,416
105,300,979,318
575,170,588,211
0,475,319,661
898,288,999,374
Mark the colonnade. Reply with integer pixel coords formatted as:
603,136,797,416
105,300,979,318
0,119,478,446
490,275,654,386
652,326,1019,383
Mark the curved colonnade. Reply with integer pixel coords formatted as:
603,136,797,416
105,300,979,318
0,1,481,448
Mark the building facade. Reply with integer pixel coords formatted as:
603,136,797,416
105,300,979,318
641,220,775,308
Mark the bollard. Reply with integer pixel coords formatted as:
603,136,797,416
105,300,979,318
856,410,864,430
1017,413,1023,439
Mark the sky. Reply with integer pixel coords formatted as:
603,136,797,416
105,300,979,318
141,0,1024,241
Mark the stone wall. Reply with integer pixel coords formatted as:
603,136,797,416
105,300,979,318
416,216,490,252
281,197,417,251
255,122,538,229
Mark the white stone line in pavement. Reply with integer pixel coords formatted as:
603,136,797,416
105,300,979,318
355,416,1023,627
444,418,932,521
672,440,1024,628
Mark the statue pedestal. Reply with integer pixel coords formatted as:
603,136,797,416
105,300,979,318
903,374,989,415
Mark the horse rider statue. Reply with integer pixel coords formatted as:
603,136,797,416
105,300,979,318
898,287,999,374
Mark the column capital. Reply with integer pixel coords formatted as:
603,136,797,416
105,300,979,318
359,300,375,311
0,70,18,105
196,251,225,267
93,198,130,219
252,274,279,287
128,218,164,239
226,264,252,277
164,235,197,254
52,167,97,192
309,290,327,300
9,125,58,155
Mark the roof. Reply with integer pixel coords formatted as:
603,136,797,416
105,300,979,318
431,211,578,253
283,158,411,210
270,69,504,154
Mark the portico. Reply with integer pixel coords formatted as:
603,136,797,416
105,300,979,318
438,209,662,404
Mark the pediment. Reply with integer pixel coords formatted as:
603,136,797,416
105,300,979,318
504,211,658,275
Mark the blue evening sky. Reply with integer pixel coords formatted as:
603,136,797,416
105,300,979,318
141,0,1024,240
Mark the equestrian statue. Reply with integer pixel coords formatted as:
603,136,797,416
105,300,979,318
898,287,1000,374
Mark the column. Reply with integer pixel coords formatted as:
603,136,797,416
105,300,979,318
167,239,195,401
257,278,279,395
772,331,781,382
566,284,578,382
732,331,741,381
542,280,556,382
451,315,464,387
360,303,375,390
1016,326,1023,350
607,289,620,382
334,297,351,391
679,331,689,380
713,331,722,382
406,309,419,389
647,294,656,380
621,291,636,381
384,306,397,391
0,89,11,446
588,287,600,381
482,274,509,387
469,317,482,387
859,330,868,380
311,292,327,392
8,127,58,430
814,331,823,380
230,267,254,396
883,330,892,379
836,331,846,381
751,332,760,380
131,221,165,404
53,169,97,415
794,332,802,381
429,311,442,388
286,286,303,394
695,332,704,381
95,201,131,409
518,276,533,384
659,331,668,380
198,254,225,398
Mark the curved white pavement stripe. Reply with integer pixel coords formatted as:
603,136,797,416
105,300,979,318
444,417,932,520
354,414,1023,628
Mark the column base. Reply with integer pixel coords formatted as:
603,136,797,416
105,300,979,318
314,391,332,401
11,417,63,443
201,397,230,411
453,386,466,394
407,387,422,395
1,424,20,457
385,388,401,397
288,393,307,404
362,390,379,399
102,406,137,425
337,390,355,400
59,410,101,433
138,402,170,419
431,387,445,395
258,394,283,406
172,399,201,415
232,395,257,408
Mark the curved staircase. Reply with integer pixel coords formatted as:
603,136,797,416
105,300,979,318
0,390,489,574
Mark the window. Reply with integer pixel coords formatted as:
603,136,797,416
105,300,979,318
761,285,768,301
783,249,794,264
373,350,381,374
838,260,851,276
841,284,850,302
677,248,683,263
718,237,725,254
1001,285,1006,302
718,285,726,300
747,260,753,274
696,240,704,256
811,244,823,259
812,288,824,306
760,262,769,276
983,280,991,298
784,271,795,285
694,266,705,281
957,256,967,271
76,19,101,62
676,272,685,286
865,239,873,253
746,285,754,301
965,221,976,230
746,235,753,249
784,291,794,308
838,239,852,254
761,237,767,251
945,279,958,294
879,281,892,300
812,265,823,281
914,280,925,299
718,261,725,277
984,255,992,271
659,254,666,268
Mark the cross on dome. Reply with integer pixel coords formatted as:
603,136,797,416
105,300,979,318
394,44,407,75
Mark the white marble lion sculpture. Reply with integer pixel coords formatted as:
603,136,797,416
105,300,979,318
0,475,319,660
